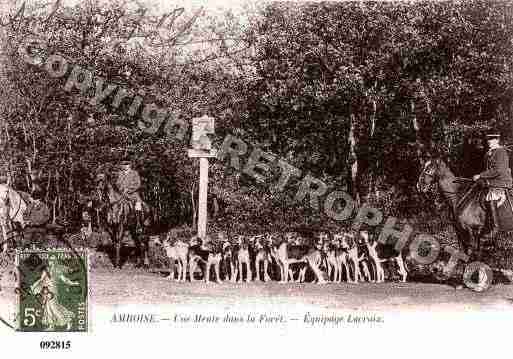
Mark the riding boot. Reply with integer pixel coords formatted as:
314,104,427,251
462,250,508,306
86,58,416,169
489,200,500,239
135,210,143,235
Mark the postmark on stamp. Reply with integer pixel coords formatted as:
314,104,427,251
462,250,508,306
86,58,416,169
15,248,88,332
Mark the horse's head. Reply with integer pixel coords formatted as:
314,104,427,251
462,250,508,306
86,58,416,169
417,159,441,193
95,172,116,199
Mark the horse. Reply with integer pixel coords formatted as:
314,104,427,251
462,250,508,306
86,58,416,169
416,158,491,261
0,184,30,252
95,175,151,269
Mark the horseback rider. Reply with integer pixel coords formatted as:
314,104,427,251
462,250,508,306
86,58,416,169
23,187,51,247
116,160,144,214
472,130,513,236
115,160,150,266
23,187,50,228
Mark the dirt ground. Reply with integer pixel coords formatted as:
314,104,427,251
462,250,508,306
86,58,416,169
94,268,513,310
3,267,513,312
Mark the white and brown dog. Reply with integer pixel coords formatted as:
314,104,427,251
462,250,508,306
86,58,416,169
188,236,223,283
221,236,238,282
324,239,341,283
235,235,252,283
356,233,373,282
333,233,350,282
150,234,189,282
360,230,385,283
340,232,371,283
360,230,407,282
282,233,309,283
253,234,272,282
271,234,326,284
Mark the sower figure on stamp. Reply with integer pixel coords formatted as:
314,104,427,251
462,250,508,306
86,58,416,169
472,130,513,239
31,262,80,331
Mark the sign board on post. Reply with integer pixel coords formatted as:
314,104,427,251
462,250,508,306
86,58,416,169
191,115,215,151
188,115,216,240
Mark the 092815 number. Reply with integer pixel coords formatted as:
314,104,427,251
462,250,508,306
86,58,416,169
40,340,71,350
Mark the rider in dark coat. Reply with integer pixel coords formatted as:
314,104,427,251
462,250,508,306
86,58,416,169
116,161,144,212
23,187,50,247
473,131,513,234
23,188,50,228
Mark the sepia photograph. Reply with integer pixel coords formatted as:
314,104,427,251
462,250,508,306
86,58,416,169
0,0,512,356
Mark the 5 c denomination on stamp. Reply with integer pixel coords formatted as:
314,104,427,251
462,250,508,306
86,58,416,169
16,248,89,332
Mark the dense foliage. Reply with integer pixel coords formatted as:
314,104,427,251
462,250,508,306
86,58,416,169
0,0,512,233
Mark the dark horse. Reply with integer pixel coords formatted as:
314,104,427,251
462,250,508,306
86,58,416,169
416,158,491,261
94,174,151,269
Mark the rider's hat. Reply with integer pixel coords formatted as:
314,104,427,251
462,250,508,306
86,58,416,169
119,160,131,167
485,130,501,140
95,173,106,182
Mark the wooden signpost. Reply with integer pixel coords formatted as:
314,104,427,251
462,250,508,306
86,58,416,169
188,115,216,239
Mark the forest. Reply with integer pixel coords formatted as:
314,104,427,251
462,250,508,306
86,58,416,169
0,0,512,235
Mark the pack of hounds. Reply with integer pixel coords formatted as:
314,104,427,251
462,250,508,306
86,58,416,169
149,230,408,284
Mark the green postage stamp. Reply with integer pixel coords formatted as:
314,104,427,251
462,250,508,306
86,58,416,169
15,248,89,332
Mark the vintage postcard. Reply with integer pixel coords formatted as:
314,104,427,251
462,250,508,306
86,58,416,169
0,0,513,357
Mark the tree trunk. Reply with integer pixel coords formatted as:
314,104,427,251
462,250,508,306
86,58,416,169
45,170,52,204
367,98,377,201
415,80,434,155
52,197,57,224
411,99,423,162
212,196,219,219
190,187,197,229
67,118,73,218
348,113,360,206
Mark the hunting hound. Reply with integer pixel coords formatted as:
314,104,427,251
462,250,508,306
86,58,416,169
253,234,272,282
341,233,371,283
221,239,238,282
360,230,408,282
325,241,342,283
357,234,373,282
188,237,223,283
333,233,350,282
151,235,188,282
234,235,252,282
271,234,326,284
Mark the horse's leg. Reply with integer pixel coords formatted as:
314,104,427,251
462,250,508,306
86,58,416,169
126,217,141,269
465,227,482,263
132,226,143,268
95,209,100,231
116,223,122,269
134,211,149,268
142,233,149,267
110,225,118,268
473,228,482,262
455,223,472,258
